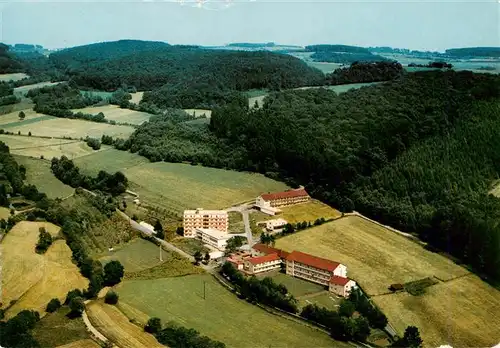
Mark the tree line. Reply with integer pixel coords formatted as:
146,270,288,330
326,61,404,84
50,156,128,196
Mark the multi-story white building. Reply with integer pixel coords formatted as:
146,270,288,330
183,208,228,238
285,250,347,286
255,187,310,215
265,218,288,233
195,228,232,251
243,253,282,274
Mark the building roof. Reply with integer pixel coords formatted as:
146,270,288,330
252,244,289,259
266,218,288,226
195,228,231,240
260,188,309,202
246,253,281,265
184,209,228,216
329,276,351,286
286,250,340,272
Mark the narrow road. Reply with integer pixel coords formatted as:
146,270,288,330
226,204,254,246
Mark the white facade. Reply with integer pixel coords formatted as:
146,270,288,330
244,255,282,274
139,221,155,234
329,279,356,297
265,218,288,232
183,208,228,238
195,228,232,251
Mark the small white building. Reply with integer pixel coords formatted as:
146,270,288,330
139,221,155,234
329,276,357,298
265,218,288,233
195,228,232,251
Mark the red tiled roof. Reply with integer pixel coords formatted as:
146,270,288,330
329,275,351,286
286,251,340,272
246,253,281,265
260,188,309,202
252,244,289,259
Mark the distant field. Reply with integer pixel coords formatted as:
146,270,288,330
0,134,107,159
14,81,62,96
8,117,135,139
99,238,164,272
294,82,382,94
86,300,163,348
254,200,341,224
116,274,348,348
373,275,500,347
13,155,74,199
129,91,144,104
33,307,94,348
72,105,153,125
0,73,29,82
79,90,113,100
0,98,34,116
1,221,88,319
183,108,212,118
73,148,149,175
248,95,267,108
306,61,342,74
299,292,342,312
0,109,55,127
275,215,500,346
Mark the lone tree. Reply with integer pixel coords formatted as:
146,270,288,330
18,111,25,120
193,251,203,265
104,291,119,305
154,219,164,240
46,298,61,313
392,326,423,348
204,251,211,263
103,260,124,286
69,296,85,317
145,317,162,334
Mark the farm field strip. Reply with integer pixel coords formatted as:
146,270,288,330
0,109,55,126
55,339,101,348
1,221,88,319
98,238,164,272
116,274,348,348
13,81,63,96
86,301,163,348
13,155,74,199
275,215,500,347
0,73,29,82
73,148,149,175
72,105,153,125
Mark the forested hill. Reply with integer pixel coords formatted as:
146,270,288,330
0,43,23,73
50,39,171,67
47,41,324,92
445,47,500,58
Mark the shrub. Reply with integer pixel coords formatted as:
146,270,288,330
69,296,85,317
46,298,61,313
104,290,119,304
145,317,162,334
65,289,83,305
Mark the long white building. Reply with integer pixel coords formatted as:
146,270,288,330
183,208,228,238
195,228,233,251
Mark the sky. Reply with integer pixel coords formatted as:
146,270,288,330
0,0,498,51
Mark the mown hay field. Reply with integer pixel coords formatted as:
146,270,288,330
14,155,74,199
0,109,55,127
9,117,135,139
373,275,500,347
116,274,349,348
254,200,341,224
0,134,106,159
0,221,88,319
55,340,101,348
73,148,148,175
86,300,163,348
0,73,29,82
275,215,500,347
72,105,152,125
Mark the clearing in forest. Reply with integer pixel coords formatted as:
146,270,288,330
13,155,74,199
72,105,152,125
275,215,500,347
8,117,135,139
0,221,88,319
86,300,163,348
0,73,29,82
116,274,348,348
13,81,62,96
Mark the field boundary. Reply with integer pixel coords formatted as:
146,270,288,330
82,300,114,347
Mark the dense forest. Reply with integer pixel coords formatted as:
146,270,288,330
0,43,23,73
305,44,388,63
445,47,500,58
120,70,500,283
326,62,404,84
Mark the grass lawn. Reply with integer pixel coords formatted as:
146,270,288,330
32,306,93,348
116,274,348,348
254,200,341,225
72,105,153,125
14,155,74,199
228,211,244,233
298,292,342,312
263,271,326,297
9,117,135,139
275,215,500,347
170,237,210,256
99,238,164,272
86,300,163,348
1,221,88,319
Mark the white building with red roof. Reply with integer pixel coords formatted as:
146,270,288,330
329,276,357,297
243,253,282,274
255,187,310,215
